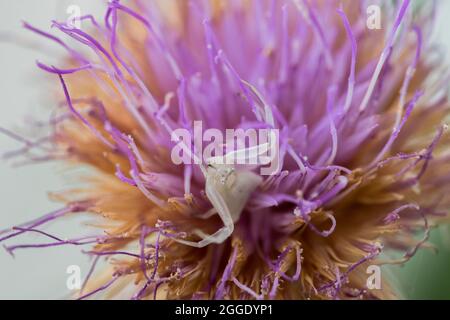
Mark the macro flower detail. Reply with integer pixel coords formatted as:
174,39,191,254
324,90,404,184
1,0,449,300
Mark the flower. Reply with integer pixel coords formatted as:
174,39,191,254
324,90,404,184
1,0,449,300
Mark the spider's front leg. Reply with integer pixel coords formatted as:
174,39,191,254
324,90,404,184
172,167,236,248
172,223,234,248
196,207,217,219
192,223,234,243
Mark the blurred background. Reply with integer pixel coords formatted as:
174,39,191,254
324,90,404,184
0,0,449,299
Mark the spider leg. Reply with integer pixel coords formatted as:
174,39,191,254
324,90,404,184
172,225,233,248
171,182,235,248
193,224,234,242
197,207,217,219
171,237,210,248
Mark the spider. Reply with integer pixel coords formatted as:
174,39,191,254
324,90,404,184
173,158,263,248
173,81,275,248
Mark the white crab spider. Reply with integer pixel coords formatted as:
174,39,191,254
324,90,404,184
173,81,275,248
173,152,264,248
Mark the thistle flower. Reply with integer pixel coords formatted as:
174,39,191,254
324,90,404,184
1,0,450,300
